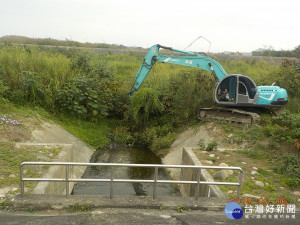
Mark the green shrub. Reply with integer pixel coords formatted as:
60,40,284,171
0,80,9,97
209,156,217,163
205,140,218,151
0,80,10,104
57,76,108,119
71,52,92,74
198,139,205,149
274,154,300,190
114,126,133,144
167,70,214,122
150,132,175,151
56,61,117,120
19,71,46,105
281,177,300,190
111,91,131,119
286,97,300,113
263,111,300,145
272,111,300,128
276,154,300,176
132,123,175,151
7,90,26,105
275,59,300,98
130,88,164,126
176,205,185,213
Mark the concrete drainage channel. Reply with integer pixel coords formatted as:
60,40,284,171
18,141,94,196
16,145,243,211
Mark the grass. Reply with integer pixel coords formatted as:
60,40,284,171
176,205,185,213
0,199,12,210
54,115,121,149
0,142,61,192
67,203,92,212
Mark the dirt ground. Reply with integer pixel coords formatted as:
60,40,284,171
0,113,43,143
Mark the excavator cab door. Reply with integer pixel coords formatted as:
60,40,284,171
215,75,237,104
215,75,258,106
237,80,249,103
236,76,258,105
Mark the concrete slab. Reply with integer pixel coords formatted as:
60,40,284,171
12,195,228,212
1,207,299,225
29,122,78,144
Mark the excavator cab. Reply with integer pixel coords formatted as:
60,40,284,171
215,75,258,106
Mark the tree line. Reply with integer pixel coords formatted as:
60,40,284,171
252,45,300,58
0,35,128,49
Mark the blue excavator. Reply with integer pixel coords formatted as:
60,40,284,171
129,44,288,124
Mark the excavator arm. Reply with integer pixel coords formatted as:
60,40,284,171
129,44,227,95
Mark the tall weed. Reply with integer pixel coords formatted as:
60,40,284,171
0,45,73,107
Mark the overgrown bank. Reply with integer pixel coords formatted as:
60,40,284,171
1,44,300,149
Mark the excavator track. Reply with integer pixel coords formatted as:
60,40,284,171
197,107,261,124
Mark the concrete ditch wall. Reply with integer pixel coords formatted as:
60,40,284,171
33,143,73,195
19,122,95,195
31,141,94,195
180,147,225,198
19,141,94,195
163,146,225,198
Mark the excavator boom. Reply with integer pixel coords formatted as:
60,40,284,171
129,44,227,95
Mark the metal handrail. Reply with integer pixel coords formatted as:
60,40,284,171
20,162,243,200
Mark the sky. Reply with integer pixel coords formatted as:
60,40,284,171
0,0,299,53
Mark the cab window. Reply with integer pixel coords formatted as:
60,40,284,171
238,82,247,95
239,76,257,99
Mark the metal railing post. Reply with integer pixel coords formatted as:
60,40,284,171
195,168,201,200
237,170,243,198
153,167,158,200
66,165,69,198
20,164,24,198
110,166,114,199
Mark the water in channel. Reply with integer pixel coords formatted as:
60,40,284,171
72,147,180,197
